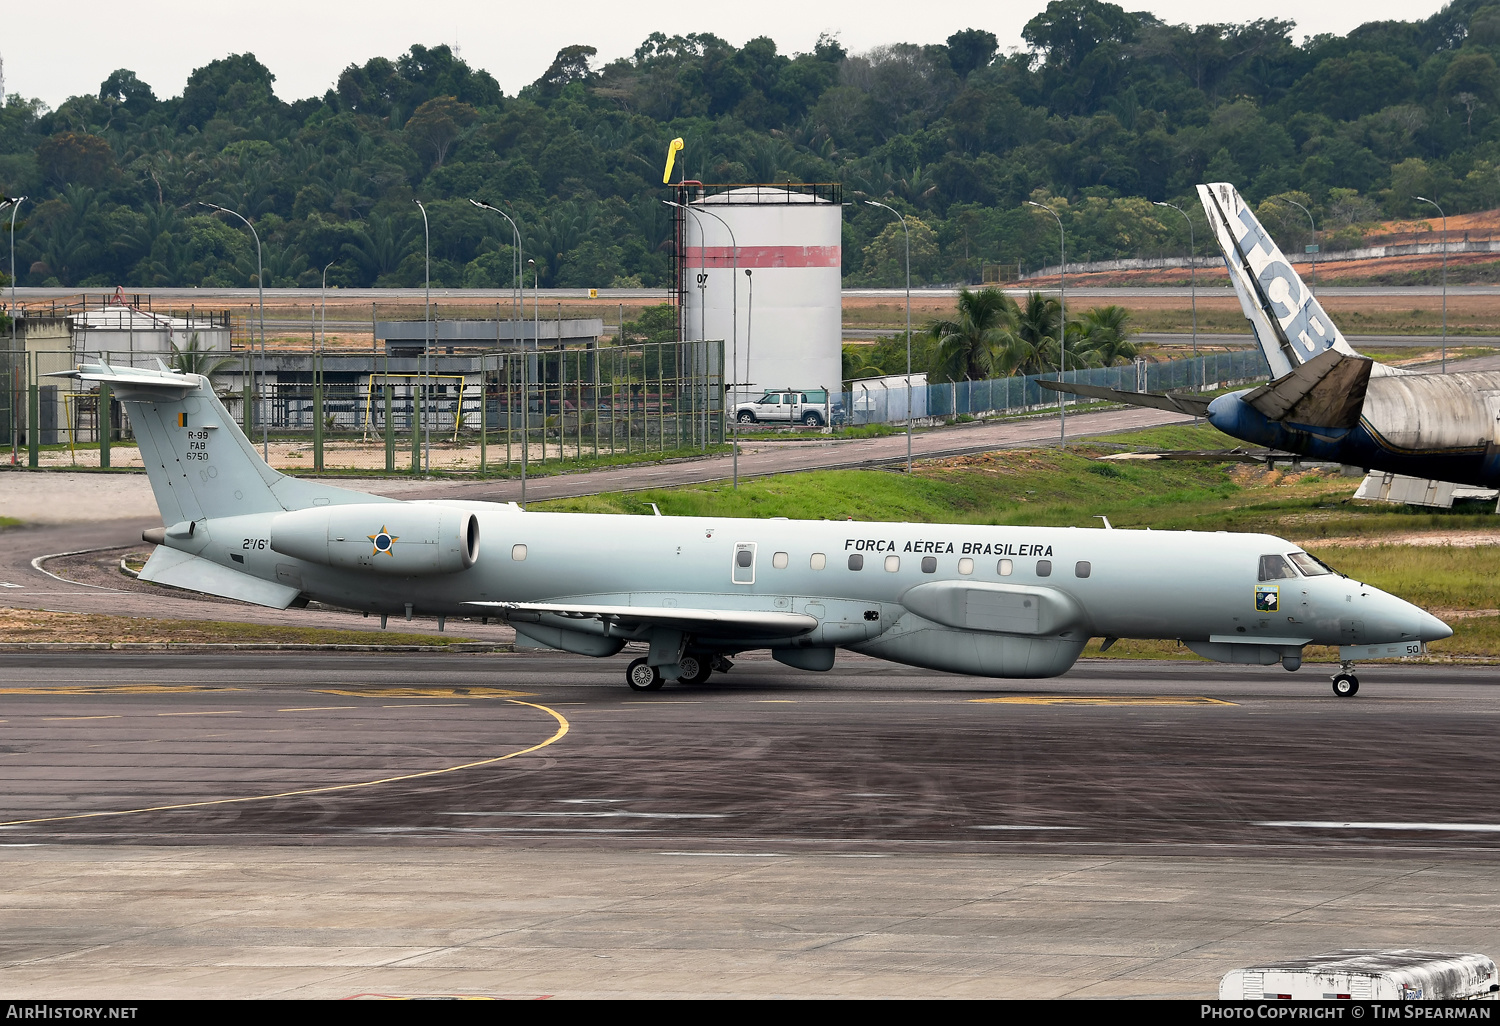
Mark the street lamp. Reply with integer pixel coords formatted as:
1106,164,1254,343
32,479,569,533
320,260,335,350
4,196,23,468
865,200,913,472
201,202,266,459
1416,195,1448,373
525,257,538,509
1280,197,1318,294
467,199,523,340
664,198,739,483
1027,200,1066,447
470,199,525,489
1154,200,1199,395
414,199,431,473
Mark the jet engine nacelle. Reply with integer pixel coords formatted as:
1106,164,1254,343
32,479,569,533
270,503,479,576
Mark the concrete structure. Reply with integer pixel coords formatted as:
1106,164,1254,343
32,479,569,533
377,318,605,356
678,184,842,402
72,307,231,367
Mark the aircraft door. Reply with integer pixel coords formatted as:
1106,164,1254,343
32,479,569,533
732,542,757,585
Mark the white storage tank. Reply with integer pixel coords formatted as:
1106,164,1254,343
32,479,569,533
1220,950,1499,1001
679,185,842,403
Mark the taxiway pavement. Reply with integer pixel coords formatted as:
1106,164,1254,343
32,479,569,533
1,653,1497,998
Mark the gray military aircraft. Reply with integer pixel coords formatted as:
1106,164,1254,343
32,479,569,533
56,359,1449,696
1044,183,1500,491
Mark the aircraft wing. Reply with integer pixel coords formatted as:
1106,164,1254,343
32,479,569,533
1241,348,1372,429
1038,379,1212,417
466,601,818,638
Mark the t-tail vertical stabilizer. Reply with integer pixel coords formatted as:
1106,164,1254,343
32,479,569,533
54,362,393,524
1198,183,1366,378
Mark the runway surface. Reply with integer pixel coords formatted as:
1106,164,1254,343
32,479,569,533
3,653,1500,998
4,652,1498,855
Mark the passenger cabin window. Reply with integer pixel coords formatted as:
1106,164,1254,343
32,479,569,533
921,556,937,573
1075,561,1091,578
998,558,1013,576
772,551,789,569
1289,552,1335,577
1258,554,1297,581
958,557,974,575
1036,559,1052,577
884,555,900,572
511,544,527,561
810,553,826,570
848,553,864,571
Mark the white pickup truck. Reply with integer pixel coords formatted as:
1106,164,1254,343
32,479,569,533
734,389,832,427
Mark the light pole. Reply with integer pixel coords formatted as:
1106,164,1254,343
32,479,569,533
1154,200,1198,394
4,196,23,468
414,199,431,473
467,199,523,341
865,200,912,472
665,199,739,484
470,199,524,487
1280,197,1318,295
525,257,537,508
320,260,335,350
1416,195,1448,373
202,202,266,459
1027,200,1066,447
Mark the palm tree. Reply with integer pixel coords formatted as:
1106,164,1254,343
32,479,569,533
1076,305,1137,366
926,287,1016,381
1005,291,1062,377
169,332,233,390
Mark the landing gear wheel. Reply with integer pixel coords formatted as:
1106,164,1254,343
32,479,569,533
1332,673,1359,697
677,655,712,685
627,657,664,691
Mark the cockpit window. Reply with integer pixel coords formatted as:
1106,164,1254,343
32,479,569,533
1289,552,1336,577
1258,554,1296,581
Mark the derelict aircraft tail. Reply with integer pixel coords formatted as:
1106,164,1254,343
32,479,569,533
1196,182,1394,379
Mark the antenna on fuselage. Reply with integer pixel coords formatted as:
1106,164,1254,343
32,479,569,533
1095,515,1113,530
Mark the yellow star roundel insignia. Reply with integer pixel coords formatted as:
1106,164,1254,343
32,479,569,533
368,525,399,556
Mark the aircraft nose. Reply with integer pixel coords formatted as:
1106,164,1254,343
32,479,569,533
1418,608,1453,643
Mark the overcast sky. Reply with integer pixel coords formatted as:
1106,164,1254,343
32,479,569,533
2,0,1452,109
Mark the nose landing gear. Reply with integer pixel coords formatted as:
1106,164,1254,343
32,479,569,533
1332,661,1360,697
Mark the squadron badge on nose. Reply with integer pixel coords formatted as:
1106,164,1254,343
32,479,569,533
1254,585,1279,612
368,525,399,556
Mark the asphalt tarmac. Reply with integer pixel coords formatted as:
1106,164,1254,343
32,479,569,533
3,652,1499,998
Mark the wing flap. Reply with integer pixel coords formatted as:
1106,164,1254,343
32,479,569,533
1242,348,1372,429
1038,379,1211,417
466,601,818,637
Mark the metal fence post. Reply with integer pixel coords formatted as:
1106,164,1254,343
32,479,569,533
98,381,111,469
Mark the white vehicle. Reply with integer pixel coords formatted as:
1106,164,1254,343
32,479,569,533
735,388,831,427
1221,950,1499,1001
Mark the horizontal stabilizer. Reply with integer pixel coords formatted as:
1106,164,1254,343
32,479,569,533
1242,348,1371,429
1353,473,1498,508
1038,379,1211,417
49,363,201,396
467,601,818,637
138,545,302,609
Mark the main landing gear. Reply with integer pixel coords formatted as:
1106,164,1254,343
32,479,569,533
1332,661,1360,698
625,654,724,690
